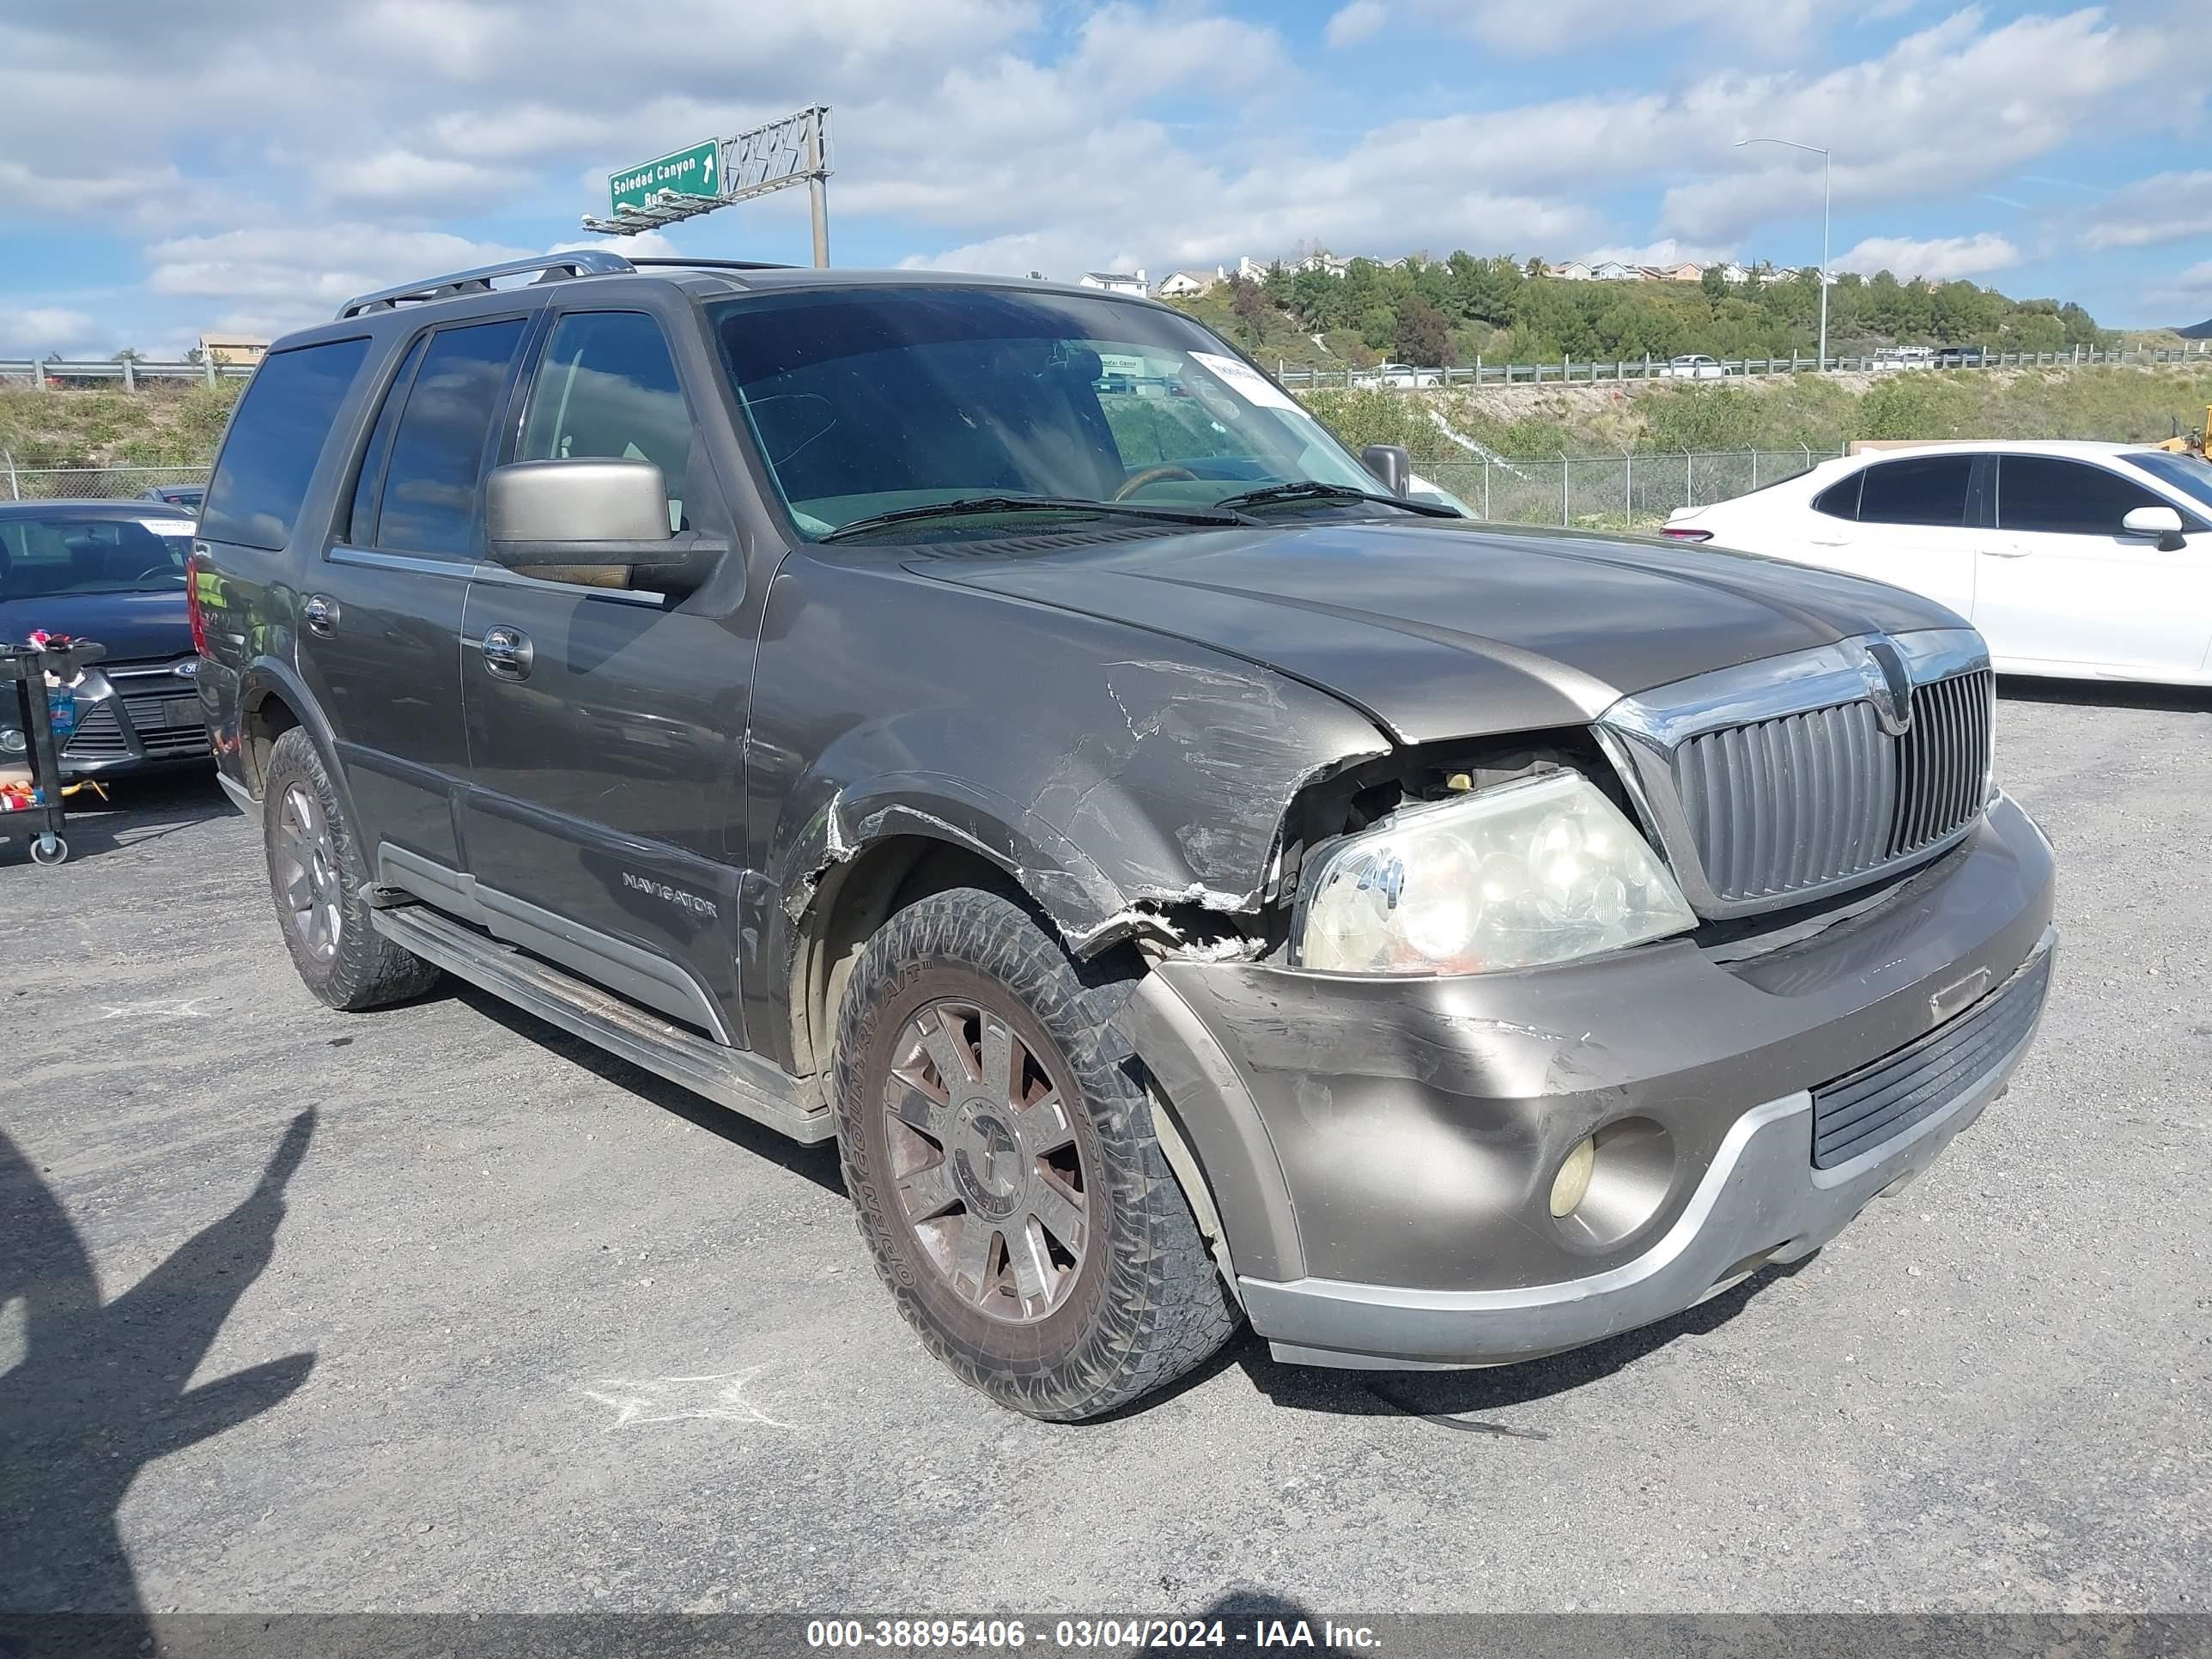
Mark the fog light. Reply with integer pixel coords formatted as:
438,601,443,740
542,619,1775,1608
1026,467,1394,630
1549,1135,1596,1218
0,727,24,755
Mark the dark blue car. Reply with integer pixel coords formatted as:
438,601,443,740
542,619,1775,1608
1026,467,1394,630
0,500,210,776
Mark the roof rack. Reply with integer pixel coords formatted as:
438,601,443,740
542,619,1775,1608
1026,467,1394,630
336,252,635,319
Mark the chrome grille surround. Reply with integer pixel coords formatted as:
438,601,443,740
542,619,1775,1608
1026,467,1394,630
1595,629,1993,920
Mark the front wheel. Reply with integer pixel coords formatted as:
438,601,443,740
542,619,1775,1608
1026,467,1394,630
260,726,440,1011
834,887,1241,1419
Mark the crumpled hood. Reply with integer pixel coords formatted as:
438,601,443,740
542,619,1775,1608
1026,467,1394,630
912,518,1965,744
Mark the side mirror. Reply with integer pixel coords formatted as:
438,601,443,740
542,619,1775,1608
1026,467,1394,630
483,459,724,593
1360,443,1412,497
2122,503,2187,550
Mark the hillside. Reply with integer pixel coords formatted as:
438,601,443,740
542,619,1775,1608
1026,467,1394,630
1168,253,2110,373
1313,362,2212,464
0,380,241,470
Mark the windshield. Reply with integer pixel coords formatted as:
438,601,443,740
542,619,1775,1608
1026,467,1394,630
0,514,192,603
708,285,1396,538
2129,450,2212,514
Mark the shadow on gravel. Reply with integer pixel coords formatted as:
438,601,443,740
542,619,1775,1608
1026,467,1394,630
0,1110,318,1635
452,983,848,1197
0,769,234,866
1229,1256,1814,1433
1996,677,2212,714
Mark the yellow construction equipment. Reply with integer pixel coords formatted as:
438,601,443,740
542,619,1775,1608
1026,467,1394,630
2154,405,2212,456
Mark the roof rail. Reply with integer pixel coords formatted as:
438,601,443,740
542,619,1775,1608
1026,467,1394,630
624,257,796,272
336,252,635,319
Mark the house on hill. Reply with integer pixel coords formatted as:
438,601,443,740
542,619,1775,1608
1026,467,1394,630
1552,261,1594,281
1077,270,1147,296
1591,261,1641,281
1154,270,1218,298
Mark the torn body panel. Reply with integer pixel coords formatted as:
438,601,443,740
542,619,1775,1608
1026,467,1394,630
736,551,1389,1073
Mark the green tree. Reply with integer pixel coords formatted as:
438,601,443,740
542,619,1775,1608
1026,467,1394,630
1700,264,1728,307
1394,295,1452,366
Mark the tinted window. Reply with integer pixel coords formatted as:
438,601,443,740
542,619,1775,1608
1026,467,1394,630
346,335,428,545
519,312,691,528
201,337,370,550
374,319,527,558
2130,450,2212,514
1856,455,1972,527
0,514,193,600
1812,474,1862,520
1998,455,2166,536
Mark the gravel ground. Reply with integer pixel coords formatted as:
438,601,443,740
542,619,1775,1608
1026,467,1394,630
2,682,2207,1621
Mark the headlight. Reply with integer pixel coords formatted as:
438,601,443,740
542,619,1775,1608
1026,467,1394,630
1297,770,1696,975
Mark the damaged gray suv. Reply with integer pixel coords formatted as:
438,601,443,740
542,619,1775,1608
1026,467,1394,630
191,252,2056,1419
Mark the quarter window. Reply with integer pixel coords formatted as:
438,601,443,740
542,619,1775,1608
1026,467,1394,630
1997,456,2167,536
1856,455,1973,528
201,337,370,550
1811,474,1862,520
372,319,528,558
519,312,691,529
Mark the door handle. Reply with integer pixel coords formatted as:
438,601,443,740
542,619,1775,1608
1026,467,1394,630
1979,547,2031,559
302,593,340,635
480,625,533,679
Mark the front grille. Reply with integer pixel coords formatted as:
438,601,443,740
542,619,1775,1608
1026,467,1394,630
1669,668,1992,906
1810,946,2051,1170
63,687,210,762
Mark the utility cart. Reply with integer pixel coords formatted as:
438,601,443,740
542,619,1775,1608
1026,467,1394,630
1,637,105,866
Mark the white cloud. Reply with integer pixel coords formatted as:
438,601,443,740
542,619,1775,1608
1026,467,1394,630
2078,170,2212,252
1408,0,1870,57
1325,1,1388,48
1834,233,2021,282
145,226,530,335
0,306,96,353
1582,238,1737,268
314,149,507,204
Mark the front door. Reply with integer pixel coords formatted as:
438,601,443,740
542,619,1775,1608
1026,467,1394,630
302,318,529,867
456,308,750,1042
1979,453,2212,677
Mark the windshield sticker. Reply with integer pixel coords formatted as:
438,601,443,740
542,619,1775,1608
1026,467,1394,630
1190,352,1299,412
140,518,195,536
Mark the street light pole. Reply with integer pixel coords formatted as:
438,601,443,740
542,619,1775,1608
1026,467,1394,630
1736,136,1830,370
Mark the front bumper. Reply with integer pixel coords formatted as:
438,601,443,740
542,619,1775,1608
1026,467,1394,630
54,663,211,776
1120,792,2057,1370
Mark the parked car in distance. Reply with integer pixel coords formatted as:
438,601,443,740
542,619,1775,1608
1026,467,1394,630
139,483,206,509
193,253,2055,1419
1658,354,1724,379
1934,344,1986,368
0,501,209,775
1353,362,1441,388
1873,347,1936,372
1664,439,2212,684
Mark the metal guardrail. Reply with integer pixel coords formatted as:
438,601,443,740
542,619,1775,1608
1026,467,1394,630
1280,343,2209,391
0,358,255,388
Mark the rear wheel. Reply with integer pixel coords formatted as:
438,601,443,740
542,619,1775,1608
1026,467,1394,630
835,886,1241,1420
260,726,440,1011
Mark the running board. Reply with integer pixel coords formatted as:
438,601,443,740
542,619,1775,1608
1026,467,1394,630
370,902,833,1144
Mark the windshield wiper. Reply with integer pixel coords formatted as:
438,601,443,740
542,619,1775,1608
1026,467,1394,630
817,495,1245,544
1213,480,1462,519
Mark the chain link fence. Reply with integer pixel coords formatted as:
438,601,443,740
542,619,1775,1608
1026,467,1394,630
9,452,1837,526
1414,446,1841,528
3,463,208,501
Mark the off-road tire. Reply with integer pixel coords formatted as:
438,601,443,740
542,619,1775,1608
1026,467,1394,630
835,886,1242,1419
260,726,441,1011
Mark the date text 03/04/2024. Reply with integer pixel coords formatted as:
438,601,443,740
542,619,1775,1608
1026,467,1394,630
805,1618,1383,1650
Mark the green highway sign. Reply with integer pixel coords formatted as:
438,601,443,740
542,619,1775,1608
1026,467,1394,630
609,139,720,214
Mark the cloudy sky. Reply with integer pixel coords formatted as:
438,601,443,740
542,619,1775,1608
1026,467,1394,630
2,0,2206,357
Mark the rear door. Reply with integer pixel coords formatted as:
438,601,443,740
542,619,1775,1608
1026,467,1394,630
304,315,530,869
1980,453,2212,676
1814,452,1983,617
456,306,750,1042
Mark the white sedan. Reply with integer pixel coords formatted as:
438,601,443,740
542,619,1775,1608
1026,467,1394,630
1657,354,1725,380
1663,439,2212,686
